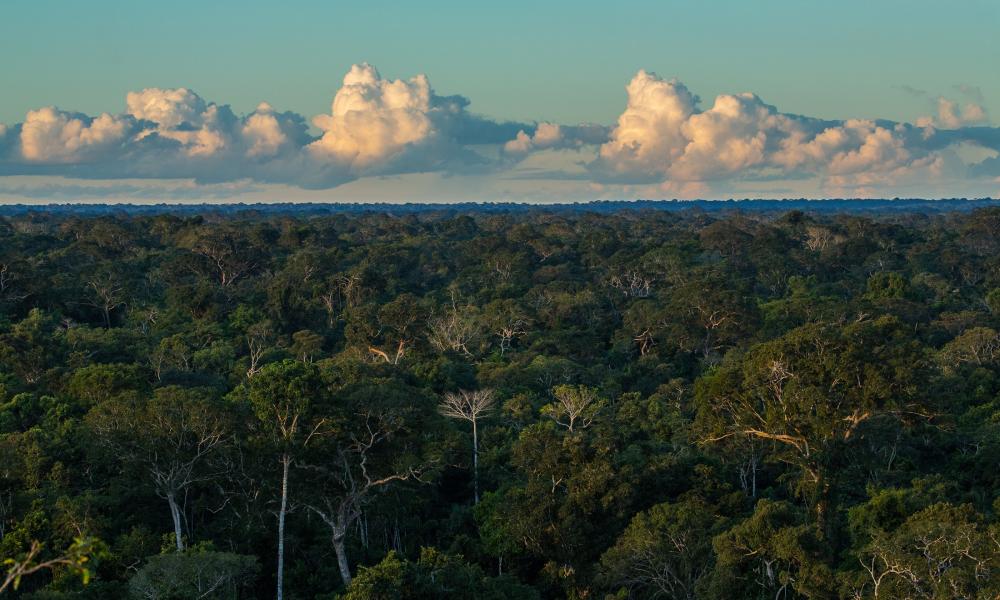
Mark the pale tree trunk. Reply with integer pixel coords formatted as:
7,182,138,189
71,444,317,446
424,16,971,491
277,453,290,600
308,505,354,588
332,526,352,587
166,492,184,551
472,419,480,504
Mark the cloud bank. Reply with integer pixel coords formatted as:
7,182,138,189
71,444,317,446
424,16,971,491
589,71,997,194
0,64,524,188
1,64,998,198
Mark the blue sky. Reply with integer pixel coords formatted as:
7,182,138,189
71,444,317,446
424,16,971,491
1,0,998,202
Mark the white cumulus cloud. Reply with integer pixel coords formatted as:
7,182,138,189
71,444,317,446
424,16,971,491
242,102,299,158
592,70,998,190
596,71,698,177
1,65,998,198
126,87,234,156
0,65,521,186
307,63,493,175
20,108,132,163
126,87,206,129
503,122,609,156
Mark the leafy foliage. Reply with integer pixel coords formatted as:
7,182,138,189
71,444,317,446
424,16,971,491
1,207,1000,598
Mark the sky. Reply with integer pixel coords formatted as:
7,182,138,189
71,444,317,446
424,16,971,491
1,0,998,203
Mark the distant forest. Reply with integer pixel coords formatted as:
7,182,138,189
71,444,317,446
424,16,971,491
2,206,1000,599
0,197,998,217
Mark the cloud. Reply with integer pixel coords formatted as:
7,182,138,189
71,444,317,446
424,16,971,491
122,88,310,161
670,93,793,180
306,63,525,180
0,123,11,159
593,72,826,181
308,64,439,170
127,87,233,157
503,122,609,156
916,97,988,129
6,89,311,178
0,64,527,189
594,71,699,179
19,108,133,163
242,102,308,158
126,87,207,130
0,65,997,198
590,70,999,192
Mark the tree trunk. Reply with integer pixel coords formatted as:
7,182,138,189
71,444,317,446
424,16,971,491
166,492,184,551
472,419,480,504
332,528,352,587
277,453,290,600
812,474,832,543
817,477,838,547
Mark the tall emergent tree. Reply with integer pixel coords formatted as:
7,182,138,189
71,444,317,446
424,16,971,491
234,359,330,600
439,389,495,504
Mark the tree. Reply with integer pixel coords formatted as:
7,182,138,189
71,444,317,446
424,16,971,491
667,273,757,360
938,326,1000,369
696,317,929,535
186,227,260,288
234,359,330,600
149,334,195,381
707,499,831,599
245,321,274,378
0,308,64,385
1,537,97,594
290,329,323,363
541,385,604,433
439,389,495,503
483,299,530,357
302,380,435,587
340,548,539,600
86,386,230,552
0,260,31,307
857,503,1000,600
9,207,1000,599
81,270,127,329
600,497,725,600
427,304,482,357
128,548,258,600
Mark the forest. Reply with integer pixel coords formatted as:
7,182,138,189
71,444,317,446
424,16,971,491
2,206,1000,599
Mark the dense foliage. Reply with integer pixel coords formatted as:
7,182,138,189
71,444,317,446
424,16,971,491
2,207,1000,598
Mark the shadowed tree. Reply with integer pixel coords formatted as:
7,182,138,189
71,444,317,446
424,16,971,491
128,548,258,600
600,497,726,600
232,359,331,600
1,537,97,595
696,316,930,537
302,380,437,587
86,386,230,552
81,270,127,329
